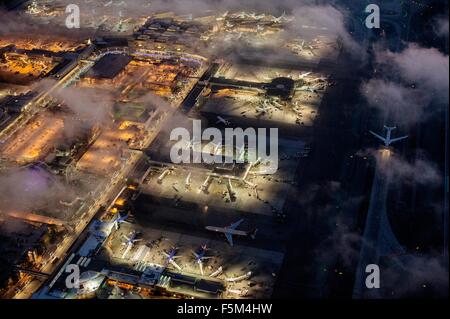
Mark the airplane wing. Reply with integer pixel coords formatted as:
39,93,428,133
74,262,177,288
170,260,182,271
369,131,386,143
228,219,244,230
390,135,408,144
225,233,234,247
201,256,213,260
191,251,199,259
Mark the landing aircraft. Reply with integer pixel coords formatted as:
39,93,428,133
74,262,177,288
369,126,408,147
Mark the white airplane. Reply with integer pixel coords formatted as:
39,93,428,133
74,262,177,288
298,72,312,79
297,86,318,93
121,231,141,258
192,244,212,275
208,141,222,155
233,11,248,19
163,246,182,271
226,21,235,28
122,231,142,247
248,12,265,20
205,219,257,247
272,12,288,23
216,116,231,126
311,76,328,82
370,126,408,147
256,24,265,32
256,103,270,114
185,172,192,189
113,212,131,230
186,138,201,150
236,144,246,161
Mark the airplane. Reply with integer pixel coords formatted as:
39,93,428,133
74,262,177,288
369,126,408,147
192,244,212,275
226,21,235,28
232,11,248,19
256,103,270,115
205,219,257,247
236,144,246,161
185,172,192,189
121,231,141,258
113,212,131,230
298,71,312,79
122,231,142,247
216,116,231,126
248,12,265,20
297,86,318,93
211,141,222,154
186,138,201,150
163,246,182,271
256,24,265,32
272,12,289,23
311,76,328,82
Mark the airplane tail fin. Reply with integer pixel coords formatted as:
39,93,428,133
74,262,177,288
249,228,258,239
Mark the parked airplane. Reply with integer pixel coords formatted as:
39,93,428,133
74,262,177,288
272,12,292,23
113,212,131,230
216,116,231,126
298,71,312,79
226,21,235,28
192,244,212,275
369,126,408,147
185,172,192,189
122,231,141,247
248,12,265,20
121,231,141,258
297,86,317,93
205,219,257,246
163,247,182,271
232,11,248,19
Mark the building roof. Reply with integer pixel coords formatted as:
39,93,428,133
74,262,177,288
85,54,131,79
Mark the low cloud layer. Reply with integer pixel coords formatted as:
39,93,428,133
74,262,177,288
362,44,449,127
0,166,75,213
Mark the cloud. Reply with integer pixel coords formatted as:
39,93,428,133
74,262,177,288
0,166,76,213
360,148,441,187
362,44,449,127
433,16,449,38
361,79,431,126
383,254,448,297
34,79,114,133
378,44,449,102
289,5,363,56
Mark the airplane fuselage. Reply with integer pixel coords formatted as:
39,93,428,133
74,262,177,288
205,226,248,237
